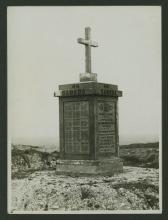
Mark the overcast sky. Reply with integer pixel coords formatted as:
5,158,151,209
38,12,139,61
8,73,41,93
8,6,161,146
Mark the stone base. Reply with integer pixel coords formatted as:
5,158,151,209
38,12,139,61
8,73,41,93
80,73,97,82
55,158,123,176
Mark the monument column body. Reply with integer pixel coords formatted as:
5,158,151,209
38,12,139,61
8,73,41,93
54,27,123,175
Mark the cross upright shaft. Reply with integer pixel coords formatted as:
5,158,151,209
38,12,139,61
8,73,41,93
78,27,98,74
85,27,91,73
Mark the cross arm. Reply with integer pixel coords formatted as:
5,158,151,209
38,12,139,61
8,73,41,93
77,38,98,47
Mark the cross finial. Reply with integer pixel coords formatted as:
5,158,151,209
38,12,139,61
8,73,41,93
77,27,98,82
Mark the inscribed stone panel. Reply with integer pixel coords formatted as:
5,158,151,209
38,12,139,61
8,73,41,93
64,101,89,154
97,101,116,153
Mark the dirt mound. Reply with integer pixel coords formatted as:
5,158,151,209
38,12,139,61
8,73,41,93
12,147,60,179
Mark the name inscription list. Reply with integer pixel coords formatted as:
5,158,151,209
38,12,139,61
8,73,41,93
97,101,116,153
64,101,89,154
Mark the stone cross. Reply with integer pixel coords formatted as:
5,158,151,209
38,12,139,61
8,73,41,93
77,27,98,74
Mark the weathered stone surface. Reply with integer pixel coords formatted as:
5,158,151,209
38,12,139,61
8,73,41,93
55,159,123,176
54,82,122,97
59,82,118,90
77,27,98,78
96,101,116,154
80,73,97,82
58,95,120,161
64,101,89,155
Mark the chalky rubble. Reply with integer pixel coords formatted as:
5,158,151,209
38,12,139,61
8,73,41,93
11,166,159,212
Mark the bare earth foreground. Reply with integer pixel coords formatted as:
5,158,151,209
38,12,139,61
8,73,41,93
11,166,159,212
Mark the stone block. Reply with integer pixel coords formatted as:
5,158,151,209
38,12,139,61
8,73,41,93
55,158,123,176
80,73,97,82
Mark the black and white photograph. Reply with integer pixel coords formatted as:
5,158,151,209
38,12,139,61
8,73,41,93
7,6,161,214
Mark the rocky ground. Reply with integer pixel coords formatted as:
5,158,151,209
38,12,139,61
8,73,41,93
11,166,159,212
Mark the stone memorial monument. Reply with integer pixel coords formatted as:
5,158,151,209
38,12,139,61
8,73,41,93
54,27,123,175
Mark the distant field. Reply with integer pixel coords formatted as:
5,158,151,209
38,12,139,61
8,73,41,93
120,142,159,149
119,142,159,168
